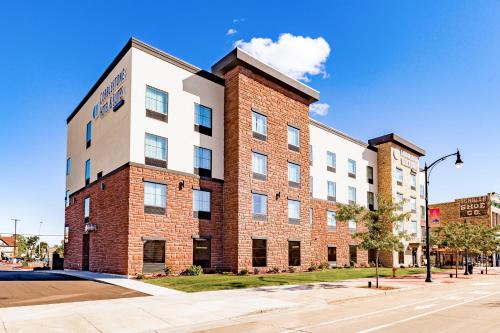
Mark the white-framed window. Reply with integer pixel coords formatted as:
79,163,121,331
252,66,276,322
396,192,404,210
348,186,356,204
252,193,267,217
367,166,374,184
288,162,300,184
252,112,267,137
327,210,336,229
348,159,356,178
411,220,418,235
145,133,167,161
420,184,425,198
66,158,71,176
195,103,212,129
288,125,300,148
146,86,168,114
288,199,301,221
367,191,375,210
410,173,417,189
348,219,357,234
84,196,90,222
327,151,336,170
410,197,417,212
252,152,267,176
397,220,405,232
193,189,211,213
327,181,336,200
395,167,403,185
420,205,426,218
144,182,167,208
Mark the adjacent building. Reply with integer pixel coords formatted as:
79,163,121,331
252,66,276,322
0,235,15,258
64,38,426,275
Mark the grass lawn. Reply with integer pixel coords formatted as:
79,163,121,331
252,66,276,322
142,267,446,292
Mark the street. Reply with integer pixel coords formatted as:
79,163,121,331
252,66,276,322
192,274,500,333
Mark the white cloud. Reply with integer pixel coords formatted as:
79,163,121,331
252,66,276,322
226,28,237,36
309,102,330,116
234,33,331,82
233,18,245,23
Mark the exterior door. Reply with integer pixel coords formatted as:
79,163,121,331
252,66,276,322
193,239,211,268
143,240,165,274
82,234,90,271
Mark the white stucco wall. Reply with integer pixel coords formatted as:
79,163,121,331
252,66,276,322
309,122,378,207
129,48,225,180
66,50,132,195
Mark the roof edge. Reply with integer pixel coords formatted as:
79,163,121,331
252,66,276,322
310,119,377,151
368,133,426,156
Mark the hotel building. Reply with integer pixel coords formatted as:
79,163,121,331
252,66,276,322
64,38,426,275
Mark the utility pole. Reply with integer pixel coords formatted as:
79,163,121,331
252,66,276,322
11,219,20,258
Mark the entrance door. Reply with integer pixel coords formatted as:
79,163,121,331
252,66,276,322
143,240,165,274
82,234,90,271
193,239,211,268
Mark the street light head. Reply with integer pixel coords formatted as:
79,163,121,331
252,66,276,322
455,150,463,169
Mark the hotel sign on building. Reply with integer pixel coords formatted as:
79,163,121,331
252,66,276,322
393,149,418,171
458,195,489,217
92,68,127,119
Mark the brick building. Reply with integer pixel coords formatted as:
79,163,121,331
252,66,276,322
64,38,426,275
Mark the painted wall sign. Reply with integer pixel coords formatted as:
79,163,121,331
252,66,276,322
93,68,126,119
457,196,489,218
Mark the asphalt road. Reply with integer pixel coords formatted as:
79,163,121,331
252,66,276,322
0,270,146,308
196,274,500,333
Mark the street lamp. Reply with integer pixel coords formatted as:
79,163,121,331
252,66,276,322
421,149,463,283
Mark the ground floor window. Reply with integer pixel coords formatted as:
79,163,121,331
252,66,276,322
288,241,301,266
252,239,267,267
328,246,337,266
143,240,165,274
349,245,357,265
193,239,211,268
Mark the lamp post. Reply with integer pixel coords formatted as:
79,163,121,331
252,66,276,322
11,219,20,258
38,221,43,259
421,149,463,283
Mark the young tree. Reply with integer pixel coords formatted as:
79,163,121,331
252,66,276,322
475,224,500,274
14,235,27,258
435,222,465,278
337,196,410,288
25,236,39,260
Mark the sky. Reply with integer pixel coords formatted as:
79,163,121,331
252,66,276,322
1,1,499,245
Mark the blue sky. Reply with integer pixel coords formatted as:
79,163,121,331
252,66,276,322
1,1,499,245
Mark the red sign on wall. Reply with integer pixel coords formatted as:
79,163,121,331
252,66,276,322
429,208,441,223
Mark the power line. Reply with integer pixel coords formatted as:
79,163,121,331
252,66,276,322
1,232,64,237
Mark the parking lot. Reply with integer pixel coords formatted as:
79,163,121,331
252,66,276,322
0,270,146,308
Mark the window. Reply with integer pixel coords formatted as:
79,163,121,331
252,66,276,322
410,197,417,213
144,182,167,214
85,159,91,185
349,245,357,264
145,133,167,168
194,146,212,178
252,152,267,180
328,247,337,266
420,184,425,199
348,186,356,204
146,86,168,121
193,189,211,220
64,225,69,244
86,121,92,148
410,173,417,190
367,166,374,184
310,145,313,165
411,220,418,236
252,193,267,220
252,239,267,267
66,158,71,176
398,251,405,265
348,159,356,178
288,199,300,224
420,205,426,219
348,220,357,234
310,176,313,195
288,162,300,187
193,239,211,268
143,240,165,274
310,208,313,226
395,167,403,185
367,191,375,211
84,196,90,223
327,151,336,172
327,210,336,230
396,192,404,211
252,111,267,140
65,191,70,208
288,241,301,266
194,103,212,135
288,125,300,151
327,181,336,202
397,220,405,232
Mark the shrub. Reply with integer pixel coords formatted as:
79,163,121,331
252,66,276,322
288,266,296,273
135,273,144,280
308,263,318,272
239,268,249,275
318,262,330,270
182,265,203,276
21,261,29,267
269,267,281,274
253,268,260,275
164,264,174,276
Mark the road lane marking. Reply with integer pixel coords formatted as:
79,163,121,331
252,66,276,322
356,292,498,333
279,296,447,333
414,303,437,310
